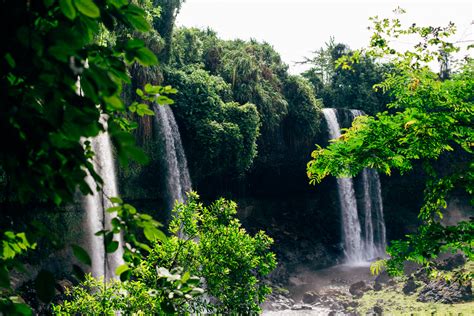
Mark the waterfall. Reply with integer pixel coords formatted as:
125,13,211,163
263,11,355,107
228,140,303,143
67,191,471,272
322,108,363,263
350,110,387,258
153,104,192,209
83,130,124,279
322,108,387,263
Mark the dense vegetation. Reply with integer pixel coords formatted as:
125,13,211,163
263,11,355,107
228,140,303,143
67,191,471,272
0,0,276,314
166,27,323,182
302,37,392,115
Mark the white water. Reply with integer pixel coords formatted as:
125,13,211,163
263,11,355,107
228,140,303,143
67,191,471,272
153,104,192,208
322,108,363,263
350,110,387,258
83,130,124,279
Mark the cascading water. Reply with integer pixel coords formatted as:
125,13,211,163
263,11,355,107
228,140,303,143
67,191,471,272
322,108,363,263
322,108,387,263
83,130,124,279
350,110,387,258
153,104,192,209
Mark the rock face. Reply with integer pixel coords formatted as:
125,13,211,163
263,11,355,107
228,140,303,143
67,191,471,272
417,278,472,304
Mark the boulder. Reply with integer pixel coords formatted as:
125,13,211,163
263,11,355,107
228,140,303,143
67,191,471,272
349,280,371,298
413,267,430,284
374,271,391,285
366,305,383,315
302,291,319,304
437,254,466,271
402,277,419,295
373,282,382,291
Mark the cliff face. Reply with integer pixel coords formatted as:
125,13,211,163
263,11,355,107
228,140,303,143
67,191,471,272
113,108,429,274
0,109,448,281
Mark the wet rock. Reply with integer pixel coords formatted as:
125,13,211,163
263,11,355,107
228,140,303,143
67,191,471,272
349,280,371,298
374,271,391,285
262,287,295,311
402,277,419,295
413,267,430,284
437,254,466,271
56,279,73,294
417,278,472,303
366,305,383,315
302,291,319,304
373,282,382,291
403,261,421,275
374,271,394,291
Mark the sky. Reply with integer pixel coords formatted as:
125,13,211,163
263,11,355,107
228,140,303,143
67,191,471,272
176,0,473,73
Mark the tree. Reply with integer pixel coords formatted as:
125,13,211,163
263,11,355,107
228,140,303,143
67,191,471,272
153,0,186,63
0,0,173,312
307,12,473,275
144,192,276,314
302,39,390,115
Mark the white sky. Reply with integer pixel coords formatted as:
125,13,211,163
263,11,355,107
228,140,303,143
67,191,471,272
176,0,473,73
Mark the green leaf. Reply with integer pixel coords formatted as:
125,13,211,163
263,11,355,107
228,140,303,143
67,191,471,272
0,265,10,288
60,0,77,20
12,303,33,316
104,95,124,111
181,271,190,283
109,0,128,8
115,264,129,276
143,226,167,242
157,95,174,105
119,269,132,281
136,103,155,116
35,270,55,303
71,244,92,266
106,206,122,213
106,240,119,253
124,7,150,32
5,53,16,68
135,48,158,66
125,39,145,50
110,197,123,204
74,0,100,18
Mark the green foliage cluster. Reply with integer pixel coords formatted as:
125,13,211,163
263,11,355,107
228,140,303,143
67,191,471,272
0,0,162,205
302,39,391,115
53,269,202,315
307,12,473,275
53,193,276,314
283,75,322,148
142,192,277,314
0,232,36,315
0,0,179,313
167,27,322,180
165,67,260,178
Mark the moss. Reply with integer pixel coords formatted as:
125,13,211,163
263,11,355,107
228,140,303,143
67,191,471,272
357,282,473,315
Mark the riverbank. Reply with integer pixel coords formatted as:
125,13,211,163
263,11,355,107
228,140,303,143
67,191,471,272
264,257,473,315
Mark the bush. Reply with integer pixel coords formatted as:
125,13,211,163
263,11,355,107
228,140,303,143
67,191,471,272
144,192,277,314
